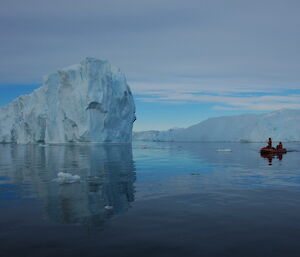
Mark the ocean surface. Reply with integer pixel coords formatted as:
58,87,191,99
1,142,300,257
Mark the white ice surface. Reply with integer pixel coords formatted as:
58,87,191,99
53,172,81,184
0,57,136,144
133,109,300,142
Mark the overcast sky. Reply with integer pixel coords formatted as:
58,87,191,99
1,0,300,130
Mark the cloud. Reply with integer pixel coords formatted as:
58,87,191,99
133,81,300,111
1,0,300,92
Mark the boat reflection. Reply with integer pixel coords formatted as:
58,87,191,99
260,152,284,165
0,144,136,228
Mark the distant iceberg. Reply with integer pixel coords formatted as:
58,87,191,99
216,149,232,152
133,109,300,142
0,57,136,144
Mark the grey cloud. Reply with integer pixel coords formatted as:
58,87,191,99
1,0,300,92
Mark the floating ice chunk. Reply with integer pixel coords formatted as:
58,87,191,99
216,148,232,152
104,205,114,210
53,172,81,184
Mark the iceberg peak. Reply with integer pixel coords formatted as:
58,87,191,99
0,58,136,144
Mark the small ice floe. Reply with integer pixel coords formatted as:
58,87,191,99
53,172,81,184
104,205,114,210
216,148,232,152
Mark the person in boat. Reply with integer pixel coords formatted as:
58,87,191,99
276,142,283,150
268,137,272,148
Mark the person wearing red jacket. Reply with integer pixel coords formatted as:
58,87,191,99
276,142,283,150
267,138,272,148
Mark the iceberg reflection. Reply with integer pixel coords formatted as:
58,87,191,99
0,144,136,227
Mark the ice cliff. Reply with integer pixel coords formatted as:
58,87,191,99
133,109,300,142
133,128,184,142
0,58,136,144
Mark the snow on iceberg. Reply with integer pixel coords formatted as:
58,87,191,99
53,172,81,184
133,109,300,142
0,57,136,144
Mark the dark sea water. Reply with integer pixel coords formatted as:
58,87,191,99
1,142,300,257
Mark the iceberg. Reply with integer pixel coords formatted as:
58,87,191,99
0,57,136,144
133,128,184,142
133,109,300,142
216,149,232,152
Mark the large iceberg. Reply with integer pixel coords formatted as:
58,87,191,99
0,58,136,144
133,109,300,142
133,128,184,142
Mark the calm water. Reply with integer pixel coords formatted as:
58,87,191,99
1,142,300,257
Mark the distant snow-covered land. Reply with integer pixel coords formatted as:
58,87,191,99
133,109,300,142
